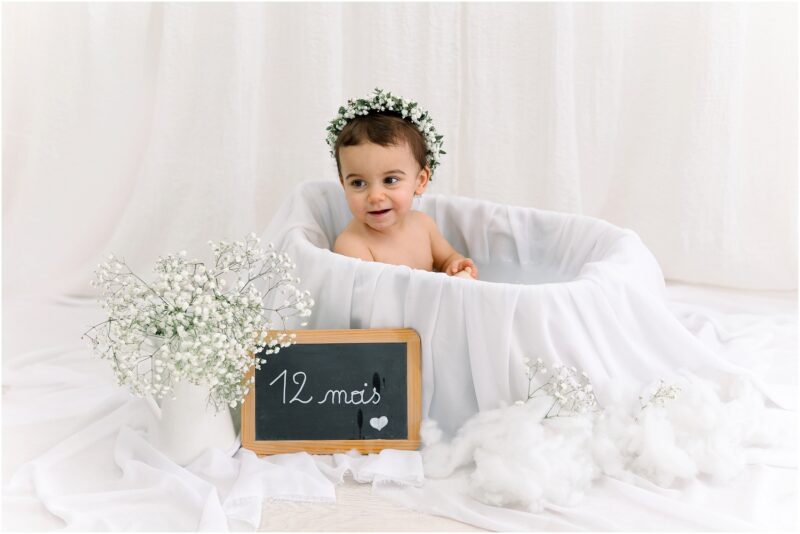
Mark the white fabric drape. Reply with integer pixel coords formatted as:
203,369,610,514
3,2,796,298
3,286,795,530
261,181,795,434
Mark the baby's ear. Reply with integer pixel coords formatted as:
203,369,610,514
415,166,431,194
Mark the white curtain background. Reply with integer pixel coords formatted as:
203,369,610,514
3,1,797,299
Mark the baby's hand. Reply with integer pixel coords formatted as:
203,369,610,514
447,258,478,280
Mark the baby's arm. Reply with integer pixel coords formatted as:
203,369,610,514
333,232,375,262
419,213,478,279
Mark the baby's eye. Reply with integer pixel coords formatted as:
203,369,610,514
350,179,366,188
384,176,400,185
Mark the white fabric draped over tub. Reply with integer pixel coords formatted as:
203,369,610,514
262,181,789,435
3,181,795,530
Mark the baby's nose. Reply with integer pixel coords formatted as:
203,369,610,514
367,187,386,202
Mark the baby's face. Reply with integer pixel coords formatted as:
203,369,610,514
339,141,429,233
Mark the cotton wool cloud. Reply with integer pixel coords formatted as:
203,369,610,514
422,372,774,512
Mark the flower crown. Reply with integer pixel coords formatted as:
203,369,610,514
325,87,446,180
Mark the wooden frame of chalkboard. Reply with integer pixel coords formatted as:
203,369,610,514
241,328,421,455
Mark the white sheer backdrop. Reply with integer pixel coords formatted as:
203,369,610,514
3,1,797,298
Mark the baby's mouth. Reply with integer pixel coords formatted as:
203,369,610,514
368,209,391,216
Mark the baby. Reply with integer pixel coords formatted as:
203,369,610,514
328,90,478,280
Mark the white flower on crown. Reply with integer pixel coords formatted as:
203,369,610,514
325,87,446,180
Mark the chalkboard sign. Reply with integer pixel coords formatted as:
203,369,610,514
241,329,421,455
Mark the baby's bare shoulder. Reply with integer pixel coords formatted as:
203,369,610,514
409,210,437,231
333,229,374,261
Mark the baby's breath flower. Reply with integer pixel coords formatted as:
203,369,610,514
521,355,600,419
639,380,682,411
83,234,314,412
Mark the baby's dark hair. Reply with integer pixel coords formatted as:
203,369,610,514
334,112,429,179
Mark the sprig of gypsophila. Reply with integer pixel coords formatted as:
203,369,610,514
638,379,682,411
82,233,314,413
522,357,599,418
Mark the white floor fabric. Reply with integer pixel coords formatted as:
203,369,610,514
2,283,797,531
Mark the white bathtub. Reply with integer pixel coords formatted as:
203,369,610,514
262,181,756,435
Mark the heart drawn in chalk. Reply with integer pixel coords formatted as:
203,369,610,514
369,416,388,431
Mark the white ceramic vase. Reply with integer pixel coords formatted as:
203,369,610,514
145,380,240,466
